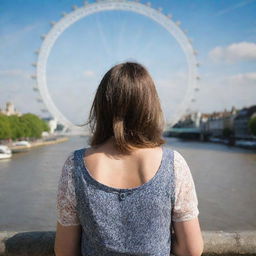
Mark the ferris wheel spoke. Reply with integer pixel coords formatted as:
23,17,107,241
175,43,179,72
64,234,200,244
136,37,156,59
116,11,128,60
130,19,152,57
95,14,112,60
35,0,199,132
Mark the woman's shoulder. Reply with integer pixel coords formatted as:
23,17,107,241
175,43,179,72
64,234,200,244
64,147,88,161
172,149,192,177
163,146,188,165
66,150,75,161
61,148,84,177
60,151,76,179
173,149,187,162
62,146,91,170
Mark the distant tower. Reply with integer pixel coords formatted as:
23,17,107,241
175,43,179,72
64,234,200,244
2,102,22,116
6,102,15,115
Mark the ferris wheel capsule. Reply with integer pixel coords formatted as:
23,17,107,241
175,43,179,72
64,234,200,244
33,87,39,92
175,21,181,26
37,98,43,103
183,29,188,34
72,5,78,10
50,21,56,26
194,88,200,92
40,35,47,40
31,63,37,67
34,49,40,55
31,74,37,79
34,0,200,131
196,76,200,80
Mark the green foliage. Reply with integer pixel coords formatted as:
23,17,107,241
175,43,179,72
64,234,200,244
41,119,50,132
0,114,11,139
8,115,24,140
0,113,50,140
248,116,256,136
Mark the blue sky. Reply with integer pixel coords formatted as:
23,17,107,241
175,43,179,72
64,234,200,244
0,0,256,125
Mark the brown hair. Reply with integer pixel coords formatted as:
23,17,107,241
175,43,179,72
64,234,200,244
85,62,166,154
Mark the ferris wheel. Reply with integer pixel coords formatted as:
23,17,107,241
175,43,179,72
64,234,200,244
31,0,200,133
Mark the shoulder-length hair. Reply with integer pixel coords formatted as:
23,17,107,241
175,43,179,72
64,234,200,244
85,62,166,154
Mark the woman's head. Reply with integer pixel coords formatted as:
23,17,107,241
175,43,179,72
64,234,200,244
86,62,166,153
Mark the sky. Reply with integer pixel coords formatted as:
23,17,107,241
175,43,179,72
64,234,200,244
0,0,256,126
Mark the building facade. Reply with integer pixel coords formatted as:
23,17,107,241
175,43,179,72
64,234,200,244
0,102,22,116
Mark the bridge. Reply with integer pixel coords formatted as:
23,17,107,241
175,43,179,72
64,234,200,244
167,127,201,139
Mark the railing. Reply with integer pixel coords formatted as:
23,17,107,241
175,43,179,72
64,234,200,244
0,231,256,255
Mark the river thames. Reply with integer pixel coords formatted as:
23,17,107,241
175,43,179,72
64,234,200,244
0,135,255,232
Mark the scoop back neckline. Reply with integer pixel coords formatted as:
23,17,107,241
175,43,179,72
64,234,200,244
79,145,166,193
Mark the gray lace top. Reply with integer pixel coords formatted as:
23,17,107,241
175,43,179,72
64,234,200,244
56,145,199,256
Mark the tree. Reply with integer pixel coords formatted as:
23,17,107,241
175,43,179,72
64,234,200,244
0,114,11,139
21,113,45,139
0,113,50,140
8,115,24,140
19,115,33,139
248,116,256,136
41,119,50,132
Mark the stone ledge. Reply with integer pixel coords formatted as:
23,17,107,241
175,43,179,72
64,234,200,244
0,230,255,256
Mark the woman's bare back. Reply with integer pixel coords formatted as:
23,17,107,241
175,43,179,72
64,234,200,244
83,137,163,189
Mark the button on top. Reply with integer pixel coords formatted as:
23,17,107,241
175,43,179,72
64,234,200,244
119,192,126,201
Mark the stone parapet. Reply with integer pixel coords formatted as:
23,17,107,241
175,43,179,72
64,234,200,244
0,230,255,256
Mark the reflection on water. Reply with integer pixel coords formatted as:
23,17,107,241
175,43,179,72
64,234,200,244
0,136,255,231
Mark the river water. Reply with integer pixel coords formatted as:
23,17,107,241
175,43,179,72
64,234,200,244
0,135,255,232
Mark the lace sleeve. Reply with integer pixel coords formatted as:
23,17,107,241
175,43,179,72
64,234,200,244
172,150,199,222
56,151,80,226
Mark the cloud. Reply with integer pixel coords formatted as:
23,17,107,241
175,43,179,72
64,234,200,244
191,72,256,114
83,70,95,78
0,69,40,117
0,23,40,48
225,72,256,85
209,42,256,62
215,0,256,16
0,69,30,79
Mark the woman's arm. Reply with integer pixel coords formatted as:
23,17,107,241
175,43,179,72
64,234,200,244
55,152,82,256
54,221,82,256
171,151,204,256
171,218,204,256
